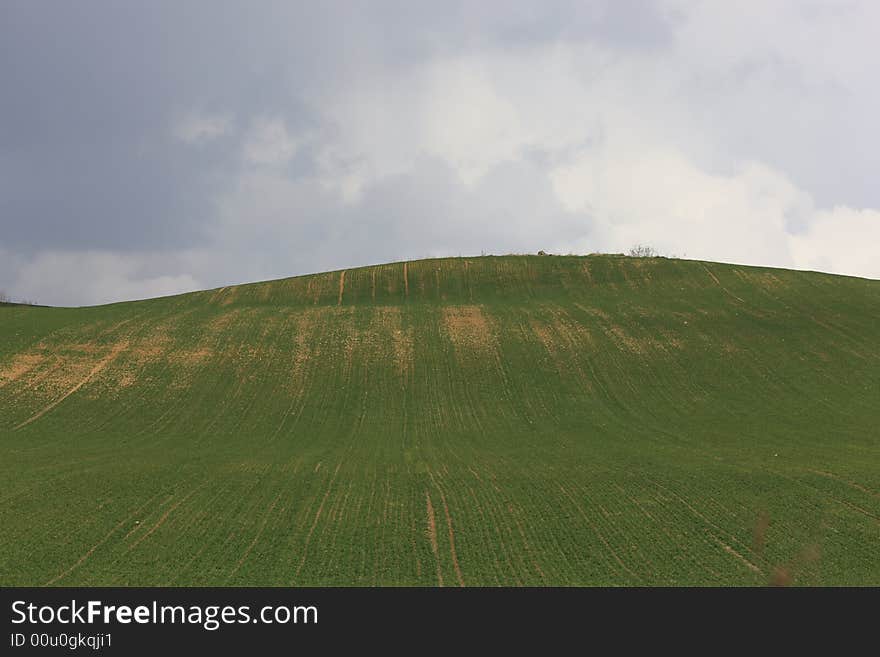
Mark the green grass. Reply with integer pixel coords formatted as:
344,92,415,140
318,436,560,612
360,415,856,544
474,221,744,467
1,254,878,586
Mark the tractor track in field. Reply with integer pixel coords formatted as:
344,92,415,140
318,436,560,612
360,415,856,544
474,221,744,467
127,484,206,551
807,469,880,499
559,484,637,580
293,462,343,582
45,491,165,585
710,535,762,574
229,491,284,579
425,491,444,586
428,471,465,586
702,264,746,303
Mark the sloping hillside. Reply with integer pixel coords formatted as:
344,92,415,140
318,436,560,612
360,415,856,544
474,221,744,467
1,255,878,585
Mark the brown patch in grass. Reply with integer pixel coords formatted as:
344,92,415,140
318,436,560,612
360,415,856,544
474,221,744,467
376,307,413,379
734,269,788,290
574,303,680,356
0,353,45,387
575,304,611,322
337,270,346,305
57,342,106,354
442,305,495,355
393,329,413,377
383,266,398,296
330,308,361,374
3,316,172,401
205,309,240,335
172,348,213,366
250,283,270,303
207,286,228,305
219,286,239,306
14,342,129,430
658,331,683,350
130,333,172,361
581,260,593,284
529,313,594,388
289,309,320,396
551,310,592,344
769,566,792,586
607,326,649,354
768,542,821,587
606,325,678,356
122,321,211,390
760,273,786,289
530,319,555,351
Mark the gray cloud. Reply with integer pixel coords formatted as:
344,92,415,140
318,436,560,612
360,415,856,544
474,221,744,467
209,155,589,284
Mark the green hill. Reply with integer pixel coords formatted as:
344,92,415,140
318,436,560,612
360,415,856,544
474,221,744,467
1,255,878,586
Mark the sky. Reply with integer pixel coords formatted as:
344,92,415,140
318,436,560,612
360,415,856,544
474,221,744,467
1,0,879,306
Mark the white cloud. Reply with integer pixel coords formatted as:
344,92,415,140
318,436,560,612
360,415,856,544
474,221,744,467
242,117,300,167
6,251,202,307
790,207,880,279
549,147,805,265
550,141,880,279
173,111,232,144
310,45,610,197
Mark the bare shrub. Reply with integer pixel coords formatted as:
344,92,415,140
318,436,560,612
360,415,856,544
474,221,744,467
628,244,657,258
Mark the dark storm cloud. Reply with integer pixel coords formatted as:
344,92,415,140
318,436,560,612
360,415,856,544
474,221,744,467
0,3,335,252
1,1,315,252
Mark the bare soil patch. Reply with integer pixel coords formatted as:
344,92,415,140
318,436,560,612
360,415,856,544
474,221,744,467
376,307,413,378
14,341,129,430
0,354,45,387
442,305,494,354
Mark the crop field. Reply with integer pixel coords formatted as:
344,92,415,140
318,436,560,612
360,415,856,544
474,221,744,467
1,255,878,586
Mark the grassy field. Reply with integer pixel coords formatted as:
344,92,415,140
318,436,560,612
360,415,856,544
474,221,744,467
1,254,878,586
